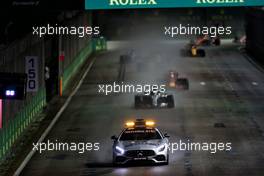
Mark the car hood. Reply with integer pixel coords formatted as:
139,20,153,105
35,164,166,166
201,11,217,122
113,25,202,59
119,139,164,150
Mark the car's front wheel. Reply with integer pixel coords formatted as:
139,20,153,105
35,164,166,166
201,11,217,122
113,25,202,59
164,154,169,165
112,155,118,167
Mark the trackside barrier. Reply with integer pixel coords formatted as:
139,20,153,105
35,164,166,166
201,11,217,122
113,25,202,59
62,41,93,92
0,37,108,163
62,38,107,92
0,88,46,161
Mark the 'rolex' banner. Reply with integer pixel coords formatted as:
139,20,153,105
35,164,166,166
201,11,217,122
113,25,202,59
85,0,264,10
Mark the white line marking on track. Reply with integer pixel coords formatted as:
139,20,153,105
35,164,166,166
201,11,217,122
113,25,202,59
13,58,96,176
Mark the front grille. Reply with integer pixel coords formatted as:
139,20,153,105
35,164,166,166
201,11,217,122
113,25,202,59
115,156,127,163
125,150,155,157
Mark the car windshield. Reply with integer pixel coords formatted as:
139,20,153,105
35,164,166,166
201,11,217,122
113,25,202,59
119,128,162,141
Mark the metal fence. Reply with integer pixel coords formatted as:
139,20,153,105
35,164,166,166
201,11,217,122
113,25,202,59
0,34,46,162
0,88,46,160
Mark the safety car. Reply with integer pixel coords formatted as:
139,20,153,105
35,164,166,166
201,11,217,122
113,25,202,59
111,119,170,165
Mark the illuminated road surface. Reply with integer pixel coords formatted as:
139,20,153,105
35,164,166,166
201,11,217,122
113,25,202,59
21,41,264,176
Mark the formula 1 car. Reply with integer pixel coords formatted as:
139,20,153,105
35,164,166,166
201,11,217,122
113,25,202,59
135,91,174,109
168,71,189,90
111,119,170,165
196,35,221,46
120,50,136,64
181,44,206,57
175,78,189,90
195,35,211,46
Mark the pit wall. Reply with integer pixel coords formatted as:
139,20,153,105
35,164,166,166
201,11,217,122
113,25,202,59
0,11,107,163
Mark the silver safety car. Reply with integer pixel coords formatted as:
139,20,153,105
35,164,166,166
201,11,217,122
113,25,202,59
111,119,170,165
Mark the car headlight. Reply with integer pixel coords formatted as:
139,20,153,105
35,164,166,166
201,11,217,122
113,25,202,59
115,146,125,155
158,144,166,152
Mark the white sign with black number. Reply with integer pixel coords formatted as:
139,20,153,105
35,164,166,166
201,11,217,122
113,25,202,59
25,56,39,92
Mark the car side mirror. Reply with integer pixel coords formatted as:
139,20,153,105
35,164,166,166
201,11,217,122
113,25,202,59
111,135,118,140
164,133,170,138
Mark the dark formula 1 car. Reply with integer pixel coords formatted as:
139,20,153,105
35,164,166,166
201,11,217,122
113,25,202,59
135,91,174,109
120,50,136,64
120,55,132,64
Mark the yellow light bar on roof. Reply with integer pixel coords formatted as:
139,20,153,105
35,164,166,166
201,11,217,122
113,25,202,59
145,121,155,126
126,121,135,127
